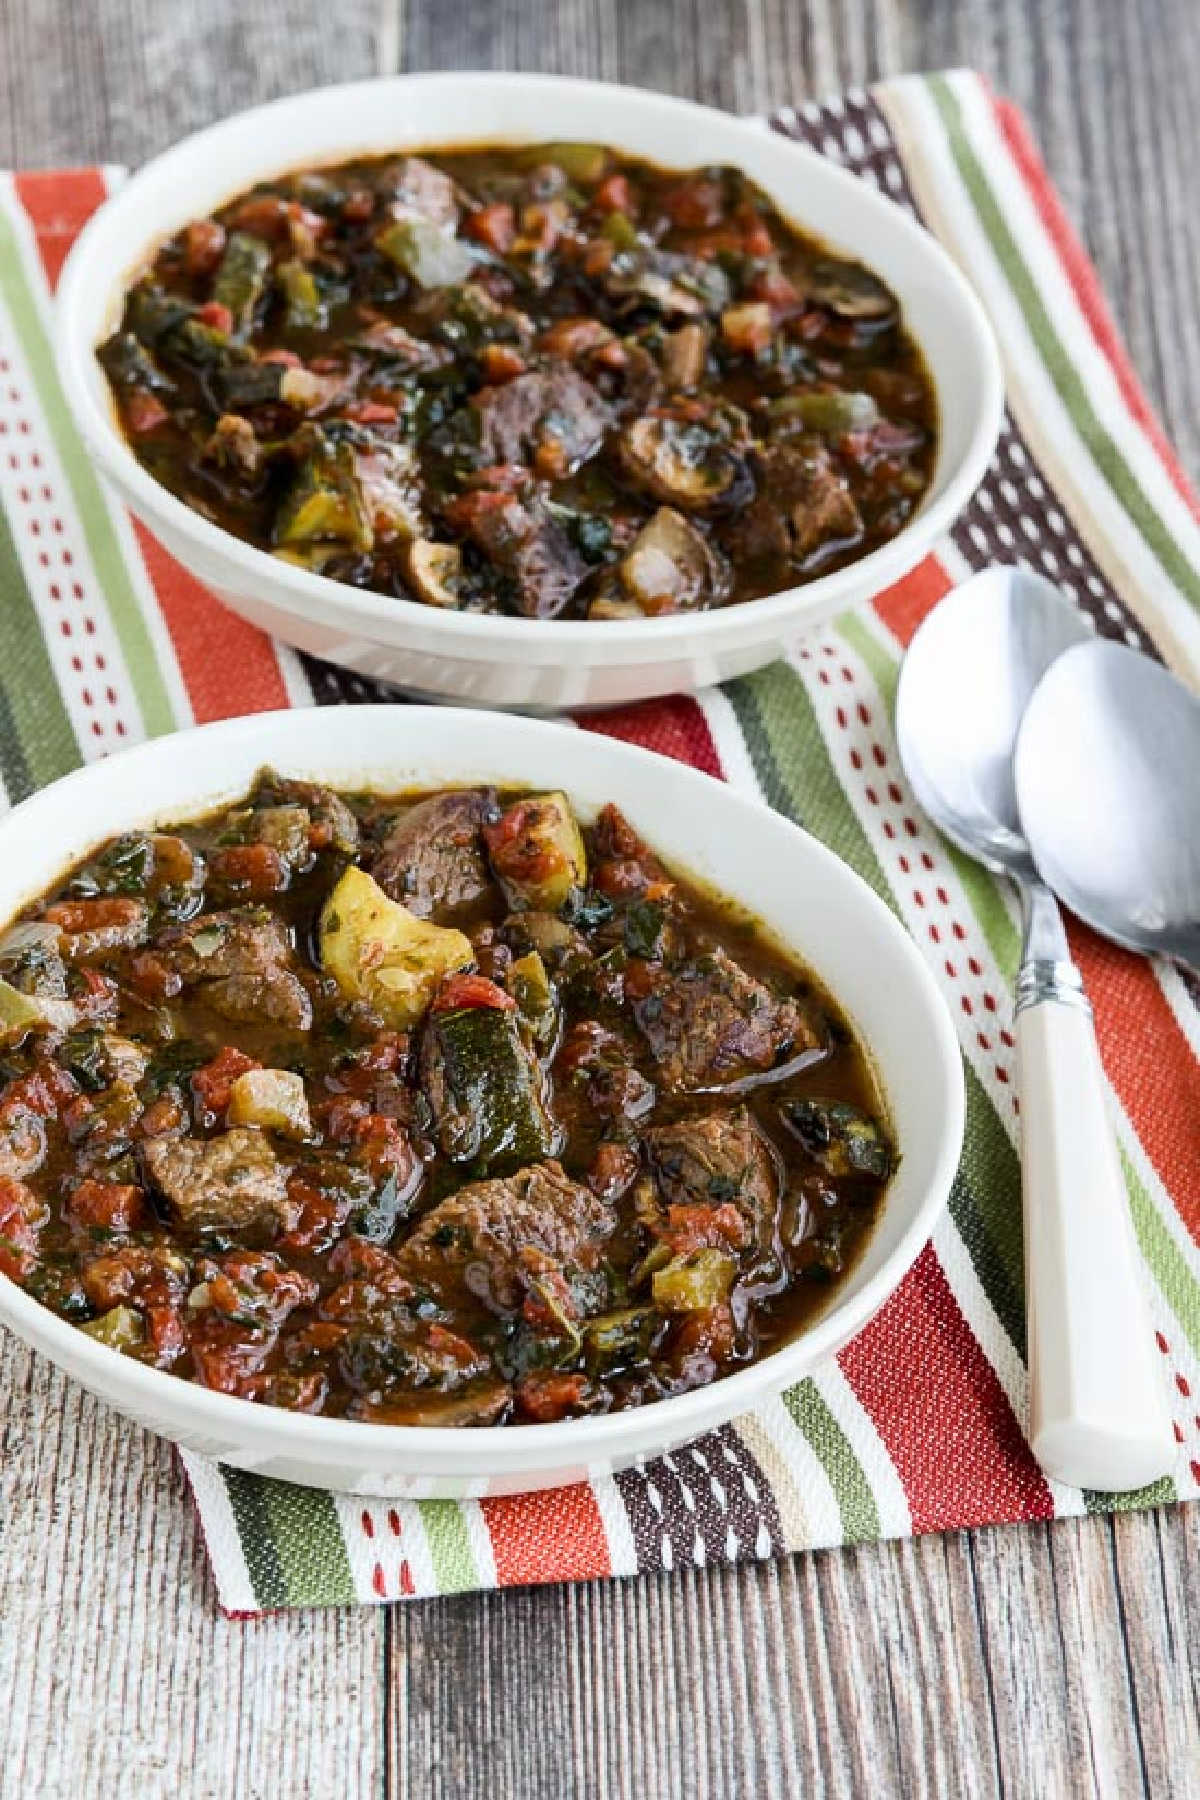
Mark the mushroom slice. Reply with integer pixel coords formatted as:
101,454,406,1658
589,507,728,618
617,412,753,514
806,257,899,329
404,539,465,608
604,250,730,320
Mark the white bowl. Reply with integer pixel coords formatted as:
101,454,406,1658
0,707,963,1495
55,73,1003,711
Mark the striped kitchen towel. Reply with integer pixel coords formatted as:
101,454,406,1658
1,70,1197,1612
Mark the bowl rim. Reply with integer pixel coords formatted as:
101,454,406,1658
0,704,965,1471
54,70,1004,660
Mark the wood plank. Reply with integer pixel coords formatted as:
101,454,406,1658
0,0,384,168
0,1331,387,1800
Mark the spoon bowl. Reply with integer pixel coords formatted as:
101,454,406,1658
895,565,1091,880
1015,640,1200,971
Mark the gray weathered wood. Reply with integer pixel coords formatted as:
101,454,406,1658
1,2,1199,1796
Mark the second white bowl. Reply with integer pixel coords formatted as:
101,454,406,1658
55,73,1003,710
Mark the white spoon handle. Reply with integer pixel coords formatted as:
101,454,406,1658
1017,989,1174,1491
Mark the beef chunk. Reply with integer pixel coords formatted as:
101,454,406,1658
143,1128,295,1237
397,1159,613,1315
386,155,460,229
632,946,823,1092
156,909,312,1031
450,490,587,618
262,778,360,856
421,1002,560,1175
555,1020,656,1123
723,443,862,569
473,364,613,476
644,1106,779,1252
370,788,498,920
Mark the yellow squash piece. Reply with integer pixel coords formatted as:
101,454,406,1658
319,866,473,1028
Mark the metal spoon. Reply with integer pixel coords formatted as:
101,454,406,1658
895,566,1174,1492
1014,639,1200,972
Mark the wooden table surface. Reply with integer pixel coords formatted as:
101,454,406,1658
2,4,1198,1796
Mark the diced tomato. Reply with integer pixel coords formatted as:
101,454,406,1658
341,188,376,223
259,1370,327,1412
137,1095,185,1139
73,968,120,1022
430,972,516,1014
426,1323,484,1367
146,1304,186,1363
351,1113,419,1183
81,1244,184,1314
661,1202,749,1255
196,300,234,335
44,896,144,936
62,1093,95,1138
464,202,515,253
277,1175,348,1254
343,399,398,424
125,391,169,435
66,1179,148,1233
733,204,774,258
662,178,725,229
621,958,658,999
259,346,302,367
357,1032,409,1074
189,1334,270,1396
480,343,526,383
464,462,529,493
1,1061,77,1123
128,951,181,1002
591,173,632,215
748,267,800,313
327,1237,410,1293
587,1140,640,1201
515,1371,589,1423
289,1320,350,1355
192,1045,260,1117
182,218,226,278
209,842,288,898
521,1266,578,1333
444,483,518,540
671,1303,736,1368
0,1174,43,1282
592,339,628,371
481,801,568,892
593,857,648,899
312,1093,368,1142
582,238,615,279
518,203,561,252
